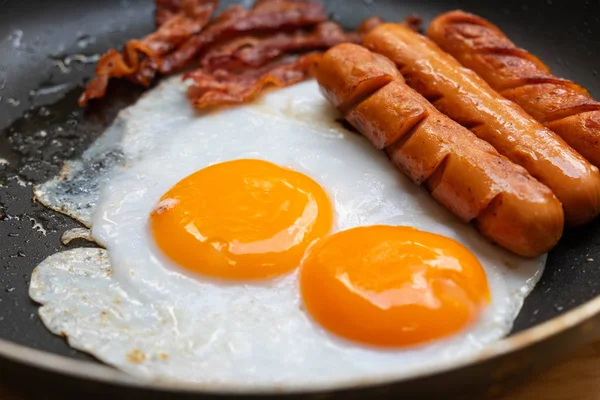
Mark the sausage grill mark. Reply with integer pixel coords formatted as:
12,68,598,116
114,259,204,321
428,10,600,168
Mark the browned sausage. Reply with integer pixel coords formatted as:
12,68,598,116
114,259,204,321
316,43,563,257
315,45,401,112
427,10,600,169
363,23,600,226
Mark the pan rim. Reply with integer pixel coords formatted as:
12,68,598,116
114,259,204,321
1,0,598,394
1,293,599,395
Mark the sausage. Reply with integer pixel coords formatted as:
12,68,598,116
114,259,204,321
363,23,600,226
316,43,564,257
427,10,600,169
315,44,401,112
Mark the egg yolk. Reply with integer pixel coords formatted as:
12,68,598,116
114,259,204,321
150,159,333,280
300,226,490,347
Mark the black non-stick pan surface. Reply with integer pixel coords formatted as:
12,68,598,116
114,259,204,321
1,0,600,398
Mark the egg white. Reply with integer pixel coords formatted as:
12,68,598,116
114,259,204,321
29,77,545,390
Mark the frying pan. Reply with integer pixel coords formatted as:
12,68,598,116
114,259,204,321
1,0,600,398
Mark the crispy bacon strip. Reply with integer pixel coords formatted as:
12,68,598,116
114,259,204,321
80,0,419,110
156,0,184,26
185,53,321,108
198,16,401,72
79,0,217,106
159,0,327,74
200,21,360,71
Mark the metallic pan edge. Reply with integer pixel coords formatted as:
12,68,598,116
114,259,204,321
2,293,600,395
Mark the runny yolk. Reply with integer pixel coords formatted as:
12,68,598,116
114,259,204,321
150,159,333,280
300,226,490,347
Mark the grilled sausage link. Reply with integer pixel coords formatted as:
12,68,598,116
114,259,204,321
316,43,564,257
364,23,600,226
427,10,600,169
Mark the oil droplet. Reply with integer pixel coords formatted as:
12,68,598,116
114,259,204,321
50,53,101,73
29,217,47,236
30,82,72,98
10,175,28,187
76,34,96,49
68,54,101,64
39,106,51,117
8,29,23,48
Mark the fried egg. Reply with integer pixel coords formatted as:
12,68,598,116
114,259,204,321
29,77,545,390
149,158,334,280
